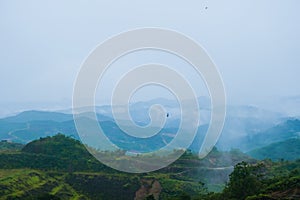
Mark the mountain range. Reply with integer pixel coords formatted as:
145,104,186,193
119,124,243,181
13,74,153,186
0,98,299,155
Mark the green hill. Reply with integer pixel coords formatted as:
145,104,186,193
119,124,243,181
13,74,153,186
244,119,300,151
0,134,108,172
0,141,23,151
0,134,257,199
22,133,90,158
247,138,300,161
0,134,299,199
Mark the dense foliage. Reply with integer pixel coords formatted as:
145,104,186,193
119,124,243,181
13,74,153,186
0,140,24,151
203,160,300,200
0,134,299,199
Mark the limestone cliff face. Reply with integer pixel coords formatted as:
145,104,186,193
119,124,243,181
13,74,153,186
135,179,162,200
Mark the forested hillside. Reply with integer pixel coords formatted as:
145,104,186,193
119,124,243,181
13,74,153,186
0,134,299,199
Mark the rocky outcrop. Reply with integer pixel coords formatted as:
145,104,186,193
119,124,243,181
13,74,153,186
135,179,162,200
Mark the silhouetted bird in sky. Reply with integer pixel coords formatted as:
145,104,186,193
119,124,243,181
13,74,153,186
167,113,169,118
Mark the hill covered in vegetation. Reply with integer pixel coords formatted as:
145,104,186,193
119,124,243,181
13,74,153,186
247,138,300,161
0,134,299,199
0,140,24,151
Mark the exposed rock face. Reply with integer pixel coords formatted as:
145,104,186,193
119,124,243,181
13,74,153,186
135,179,162,200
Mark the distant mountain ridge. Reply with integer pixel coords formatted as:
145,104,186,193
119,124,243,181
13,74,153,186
247,138,300,161
0,110,113,123
0,101,298,154
242,119,300,151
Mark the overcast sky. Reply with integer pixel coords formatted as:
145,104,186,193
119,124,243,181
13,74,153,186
0,0,299,115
